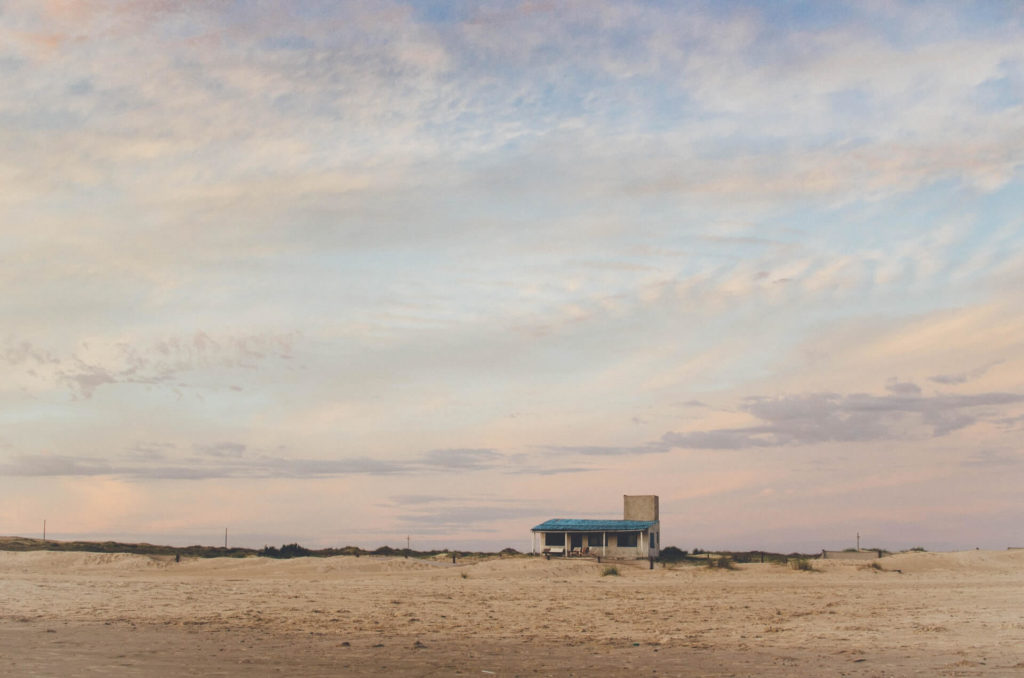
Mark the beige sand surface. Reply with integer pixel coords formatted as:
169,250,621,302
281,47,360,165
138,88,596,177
2,548,1023,676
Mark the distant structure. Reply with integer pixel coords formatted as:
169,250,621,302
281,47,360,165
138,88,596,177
821,549,883,560
530,495,660,559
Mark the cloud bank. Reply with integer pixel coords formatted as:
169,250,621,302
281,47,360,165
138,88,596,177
1,1,1022,550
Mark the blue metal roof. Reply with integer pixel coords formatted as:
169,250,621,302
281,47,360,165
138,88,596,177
531,519,657,532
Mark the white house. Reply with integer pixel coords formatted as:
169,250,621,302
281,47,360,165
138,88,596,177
530,495,661,559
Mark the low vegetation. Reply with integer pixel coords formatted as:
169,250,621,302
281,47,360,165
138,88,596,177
789,558,815,571
2,536,824,567
657,546,689,562
601,565,620,576
0,537,523,561
707,555,736,570
659,549,812,567
0,536,255,559
843,546,891,555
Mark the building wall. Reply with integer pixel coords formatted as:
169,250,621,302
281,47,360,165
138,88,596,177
584,532,636,556
623,495,659,521
535,528,660,559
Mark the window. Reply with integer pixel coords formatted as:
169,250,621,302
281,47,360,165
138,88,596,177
544,533,565,547
616,532,638,547
586,533,605,549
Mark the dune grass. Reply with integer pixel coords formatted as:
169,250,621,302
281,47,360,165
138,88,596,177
706,555,736,570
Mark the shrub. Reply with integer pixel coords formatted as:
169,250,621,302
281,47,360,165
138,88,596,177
909,546,926,552
658,546,688,562
258,543,312,559
789,558,814,571
601,566,620,576
707,555,735,570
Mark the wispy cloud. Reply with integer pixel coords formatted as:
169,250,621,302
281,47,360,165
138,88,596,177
418,448,504,471
546,385,1024,457
0,451,405,480
540,443,667,457
1,332,298,398
662,390,1024,449
885,379,922,395
395,504,540,532
1,454,115,477
929,360,1004,386
388,494,451,506
195,442,247,459
0,444,592,480
995,414,1024,430
960,450,1021,468
386,493,555,534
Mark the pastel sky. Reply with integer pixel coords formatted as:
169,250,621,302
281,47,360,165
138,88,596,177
2,0,1023,552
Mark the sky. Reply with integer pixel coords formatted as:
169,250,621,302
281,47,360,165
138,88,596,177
1,0,1023,553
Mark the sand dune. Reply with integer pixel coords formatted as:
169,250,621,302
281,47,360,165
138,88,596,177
2,549,1022,676
878,548,1024,574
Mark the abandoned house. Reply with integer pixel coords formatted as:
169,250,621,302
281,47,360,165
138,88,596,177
530,495,661,559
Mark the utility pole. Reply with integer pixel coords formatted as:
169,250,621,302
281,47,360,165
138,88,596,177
857,532,860,551
43,519,46,541
407,535,410,550
224,528,228,549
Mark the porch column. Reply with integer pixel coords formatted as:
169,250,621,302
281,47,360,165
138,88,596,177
603,531,606,557
564,532,569,558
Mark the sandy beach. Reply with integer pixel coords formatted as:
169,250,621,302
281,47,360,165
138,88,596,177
2,548,1023,676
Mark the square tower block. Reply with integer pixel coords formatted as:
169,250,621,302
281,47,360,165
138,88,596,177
623,495,659,521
